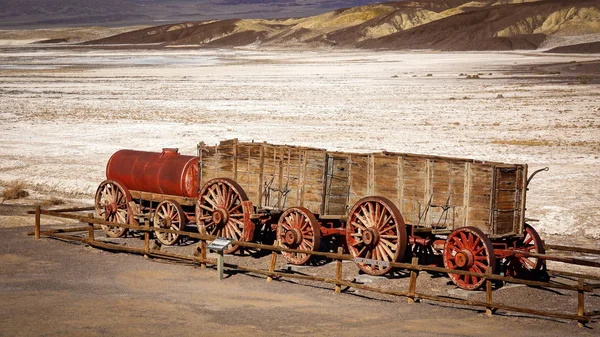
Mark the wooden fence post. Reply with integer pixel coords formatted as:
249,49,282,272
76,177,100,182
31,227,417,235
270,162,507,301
408,257,419,303
34,205,41,240
217,251,224,281
143,220,150,258
578,278,585,328
267,241,279,283
199,226,207,269
87,213,95,243
485,267,493,316
335,247,343,294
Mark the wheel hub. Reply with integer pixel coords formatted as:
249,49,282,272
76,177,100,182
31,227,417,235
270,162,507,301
362,228,380,246
284,228,303,246
212,208,229,227
162,217,172,229
455,250,474,268
106,203,117,215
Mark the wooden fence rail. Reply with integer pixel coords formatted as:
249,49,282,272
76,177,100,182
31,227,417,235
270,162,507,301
32,206,598,327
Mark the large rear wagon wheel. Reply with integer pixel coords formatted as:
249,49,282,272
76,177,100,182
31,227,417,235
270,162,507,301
443,227,496,290
153,200,185,246
195,178,253,254
346,196,407,276
94,180,132,238
277,207,321,265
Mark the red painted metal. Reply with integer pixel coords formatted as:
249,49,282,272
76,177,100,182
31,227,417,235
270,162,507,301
106,148,199,198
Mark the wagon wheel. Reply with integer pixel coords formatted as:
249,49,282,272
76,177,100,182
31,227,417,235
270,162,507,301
346,196,407,276
443,227,496,290
505,224,545,278
94,180,132,238
277,207,321,265
195,178,252,254
153,200,186,246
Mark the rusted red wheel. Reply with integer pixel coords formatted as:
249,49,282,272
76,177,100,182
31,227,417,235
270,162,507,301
195,178,253,254
505,224,545,277
443,227,496,290
346,196,407,276
277,207,321,265
153,200,185,246
94,180,132,238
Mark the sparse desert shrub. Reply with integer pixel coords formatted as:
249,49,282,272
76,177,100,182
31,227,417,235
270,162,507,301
449,97,456,100
1,181,29,202
412,75,417,77
463,96,470,100
577,75,590,84
496,94,504,99
459,73,464,76
45,197,65,206
426,74,433,77
466,74,480,79
391,75,398,78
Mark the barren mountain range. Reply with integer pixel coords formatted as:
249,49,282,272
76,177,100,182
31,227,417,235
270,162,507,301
82,0,600,51
0,0,383,28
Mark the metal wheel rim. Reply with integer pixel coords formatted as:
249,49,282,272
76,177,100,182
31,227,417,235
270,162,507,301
94,180,131,238
196,178,250,254
346,196,407,276
277,207,321,265
443,227,496,290
153,200,185,246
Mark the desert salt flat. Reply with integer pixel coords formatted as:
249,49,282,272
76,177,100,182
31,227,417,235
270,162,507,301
0,47,599,244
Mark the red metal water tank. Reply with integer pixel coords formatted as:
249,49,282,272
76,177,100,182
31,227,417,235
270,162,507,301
106,148,199,198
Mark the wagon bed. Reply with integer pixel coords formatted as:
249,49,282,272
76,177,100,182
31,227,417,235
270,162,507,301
198,139,527,238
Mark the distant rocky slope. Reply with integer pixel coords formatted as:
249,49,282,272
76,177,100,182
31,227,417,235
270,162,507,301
84,0,600,51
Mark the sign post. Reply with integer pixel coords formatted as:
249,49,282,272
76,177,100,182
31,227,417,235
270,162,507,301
207,238,233,281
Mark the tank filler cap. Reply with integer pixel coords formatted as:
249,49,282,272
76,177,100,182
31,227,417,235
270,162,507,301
161,148,179,156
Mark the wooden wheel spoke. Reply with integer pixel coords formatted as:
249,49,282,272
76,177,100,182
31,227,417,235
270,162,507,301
452,236,464,249
202,194,219,209
350,221,367,231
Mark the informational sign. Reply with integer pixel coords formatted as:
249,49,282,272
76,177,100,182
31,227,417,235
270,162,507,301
207,237,232,252
353,257,390,268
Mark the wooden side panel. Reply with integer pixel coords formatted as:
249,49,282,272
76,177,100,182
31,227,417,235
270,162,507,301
324,154,350,215
302,149,327,214
466,163,494,233
401,157,427,226
492,165,526,237
199,142,235,183
347,154,370,208
236,143,263,206
427,160,465,229
373,155,400,204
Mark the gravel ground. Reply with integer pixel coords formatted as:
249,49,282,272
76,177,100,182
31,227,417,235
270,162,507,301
2,206,598,336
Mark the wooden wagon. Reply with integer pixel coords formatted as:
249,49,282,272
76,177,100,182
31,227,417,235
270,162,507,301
95,139,546,290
